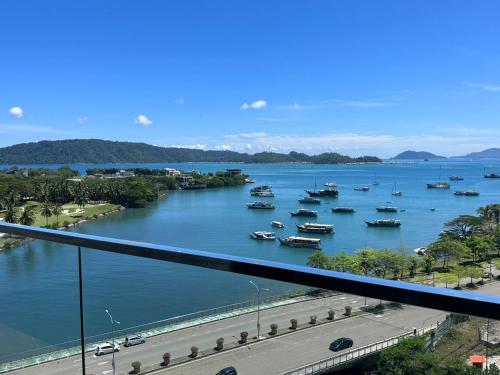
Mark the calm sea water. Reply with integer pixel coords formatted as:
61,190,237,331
0,161,499,360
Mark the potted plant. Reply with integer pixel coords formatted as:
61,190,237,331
309,315,317,324
131,361,141,374
190,346,198,358
240,331,248,344
328,310,335,320
270,323,278,335
162,352,171,366
216,337,224,350
345,306,352,316
290,319,298,330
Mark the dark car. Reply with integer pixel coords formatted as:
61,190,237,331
329,337,353,352
216,366,237,375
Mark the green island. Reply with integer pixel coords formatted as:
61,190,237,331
0,166,247,250
307,204,500,289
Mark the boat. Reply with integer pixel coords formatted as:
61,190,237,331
298,197,321,204
414,247,428,256
427,166,450,189
324,182,337,187
454,190,479,196
354,186,370,192
365,219,401,227
391,182,402,196
306,188,339,197
290,208,318,217
271,221,285,228
250,185,272,193
247,201,275,209
376,206,398,212
449,176,464,181
278,236,322,249
245,178,256,183
484,173,500,179
296,223,334,234
332,207,355,213
251,190,274,197
373,173,380,186
250,231,276,240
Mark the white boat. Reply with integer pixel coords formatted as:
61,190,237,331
271,221,285,228
247,201,275,209
297,223,334,234
278,236,322,249
252,190,275,197
324,182,337,187
245,178,256,183
414,247,428,256
250,231,276,240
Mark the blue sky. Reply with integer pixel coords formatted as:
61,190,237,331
1,0,500,157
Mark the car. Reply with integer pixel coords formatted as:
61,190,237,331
124,334,145,347
329,337,353,352
216,366,237,375
95,342,120,356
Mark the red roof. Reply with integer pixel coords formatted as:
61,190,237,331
469,355,486,364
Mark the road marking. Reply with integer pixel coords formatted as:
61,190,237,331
97,361,108,366
102,371,113,375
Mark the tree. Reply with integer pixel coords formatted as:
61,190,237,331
435,272,458,288
422,254,435,275
19,205,36,226
372,249,394,279
408,257,419,278
40,201,52,226
452,265,466,289
478,204,500,225
428,238,470,270
465,266,483,285
2,191,19,223
330,252,359,273
466,235,496,262
443,215,482,240
307,251,331,269
356,248,377,276
51,203,63,226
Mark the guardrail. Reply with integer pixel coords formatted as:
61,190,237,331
281,325,440,375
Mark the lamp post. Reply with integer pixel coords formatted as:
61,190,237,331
249,281,269,339
105,309,120,375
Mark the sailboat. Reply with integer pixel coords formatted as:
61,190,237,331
427,166,450,189
391,182,402,196
373,173,380,186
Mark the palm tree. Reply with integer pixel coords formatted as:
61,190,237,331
19,205,36,226
52,203,63,226
2,191,19,223
3,205,18,223
73,183,89,213
40,201,53,226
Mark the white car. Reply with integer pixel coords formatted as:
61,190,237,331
95,342,120,356
124,335,146,347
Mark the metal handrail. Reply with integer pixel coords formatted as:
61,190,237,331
1,222,500,319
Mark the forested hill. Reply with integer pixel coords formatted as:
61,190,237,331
0,139,382,164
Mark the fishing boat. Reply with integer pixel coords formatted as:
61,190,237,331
449,176,464,181
250,231,276,240
391,182,402,196
298,197,321,204
332,207,355,213
365,219,401,227
247,201,275,209
290,208,318,217
354,186,370,192
414,247,428,256
278,236,322,249
427,166,450,189
296,223,334,234
245,178,256,183
306,188,339,197
484,173,500,179
271,221,285,228
454,190,479,196
324,182,337,187
376,206,398,212
251,190,274,197
250,185,272,193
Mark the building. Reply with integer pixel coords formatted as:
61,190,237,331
165,168,181,176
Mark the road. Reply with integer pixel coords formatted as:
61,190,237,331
8,282,500,375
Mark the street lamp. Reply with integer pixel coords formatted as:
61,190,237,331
105,309,120,375
249,281,269,339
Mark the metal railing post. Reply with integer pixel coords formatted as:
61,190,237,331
78,246,86,375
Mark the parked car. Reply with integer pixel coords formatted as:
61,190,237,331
329,337,353,352
95,342,120,356
124,334,145,347
216,366,237,375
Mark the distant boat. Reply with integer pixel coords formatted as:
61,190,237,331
306,189,339,197
391,182,402,196
484,173,500,179
454,190,479,196
250,231,276,240
376,206,398,212
427,166,450,189
414,247,428,256
449,176,464,181
296,223,335,234
245,178,256,183
373,173,380,186
278,236,322,249
250,185,272,193
298,197,321,204
332,207,355,213
324,182,337,187
290,208,318,217
251,190,274,197
354,186,370,192
271,221,285,228
365,219,401,227
247,201,275,209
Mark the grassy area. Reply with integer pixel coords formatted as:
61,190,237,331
0,202,121,250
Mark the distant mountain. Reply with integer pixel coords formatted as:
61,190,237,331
0,139,382,164
391,150,447,160
458,148,500,159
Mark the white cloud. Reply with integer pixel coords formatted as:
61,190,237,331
135,114,153,126
8,106,23,118
241,100,267,110
174,97,185,105
289,103,302,110
169,143,206,150
215,144,232,151
76,116,88,124
464,82,500,92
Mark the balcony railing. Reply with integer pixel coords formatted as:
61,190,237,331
1,221,500,375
